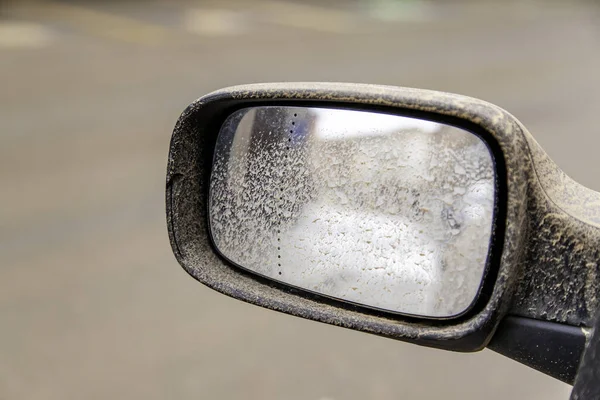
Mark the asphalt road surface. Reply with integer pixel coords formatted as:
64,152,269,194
2,0,600,399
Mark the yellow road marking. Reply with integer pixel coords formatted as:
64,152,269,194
30,1,173,45
184,9,247,36
256,1,355,33
0,21,53,48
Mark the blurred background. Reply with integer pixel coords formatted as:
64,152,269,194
1,0,599,398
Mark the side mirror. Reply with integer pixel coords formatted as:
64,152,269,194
166,83,600,385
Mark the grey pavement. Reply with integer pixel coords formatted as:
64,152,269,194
2,0,599,398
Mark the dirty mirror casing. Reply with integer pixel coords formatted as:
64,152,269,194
208,106,496,319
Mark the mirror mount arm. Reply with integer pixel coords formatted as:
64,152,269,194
506,133,600,327
488,315,586,385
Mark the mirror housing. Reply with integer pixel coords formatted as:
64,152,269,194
166,83,600,355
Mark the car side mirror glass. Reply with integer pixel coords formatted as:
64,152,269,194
208,106,496,318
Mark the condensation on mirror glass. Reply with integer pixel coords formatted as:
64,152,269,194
209,107,495,318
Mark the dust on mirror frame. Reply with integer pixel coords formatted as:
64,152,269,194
208,106,497,319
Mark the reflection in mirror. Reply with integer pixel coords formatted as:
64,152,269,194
209,107,495,318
